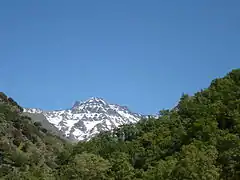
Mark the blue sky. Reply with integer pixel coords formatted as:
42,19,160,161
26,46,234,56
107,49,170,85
0,0,239,114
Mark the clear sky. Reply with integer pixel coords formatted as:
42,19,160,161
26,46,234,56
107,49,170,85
0,0,239,115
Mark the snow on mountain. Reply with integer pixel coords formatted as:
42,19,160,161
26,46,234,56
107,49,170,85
24,97,143,141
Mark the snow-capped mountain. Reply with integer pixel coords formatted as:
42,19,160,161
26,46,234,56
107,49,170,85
24,97,143,141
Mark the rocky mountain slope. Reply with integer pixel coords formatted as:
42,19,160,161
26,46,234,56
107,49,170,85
24,97,144,141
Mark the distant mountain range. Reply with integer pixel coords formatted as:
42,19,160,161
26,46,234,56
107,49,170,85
24,97,152,141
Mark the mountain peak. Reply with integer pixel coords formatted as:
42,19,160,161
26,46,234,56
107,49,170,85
24,97,143,141
85,97,107,104
71,97,107,110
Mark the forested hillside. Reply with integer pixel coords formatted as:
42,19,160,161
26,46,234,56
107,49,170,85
1,69,240,179
0,92,70,179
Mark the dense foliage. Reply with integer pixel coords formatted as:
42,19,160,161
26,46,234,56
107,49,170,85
0,93,70,179
1,68,240,179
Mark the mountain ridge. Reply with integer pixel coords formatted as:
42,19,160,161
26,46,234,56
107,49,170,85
24,97,147,141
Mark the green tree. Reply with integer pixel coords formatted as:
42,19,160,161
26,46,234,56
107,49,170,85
172,143,220,180
60,152,111,180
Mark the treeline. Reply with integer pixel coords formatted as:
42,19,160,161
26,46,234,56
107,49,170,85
0,69,240,179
